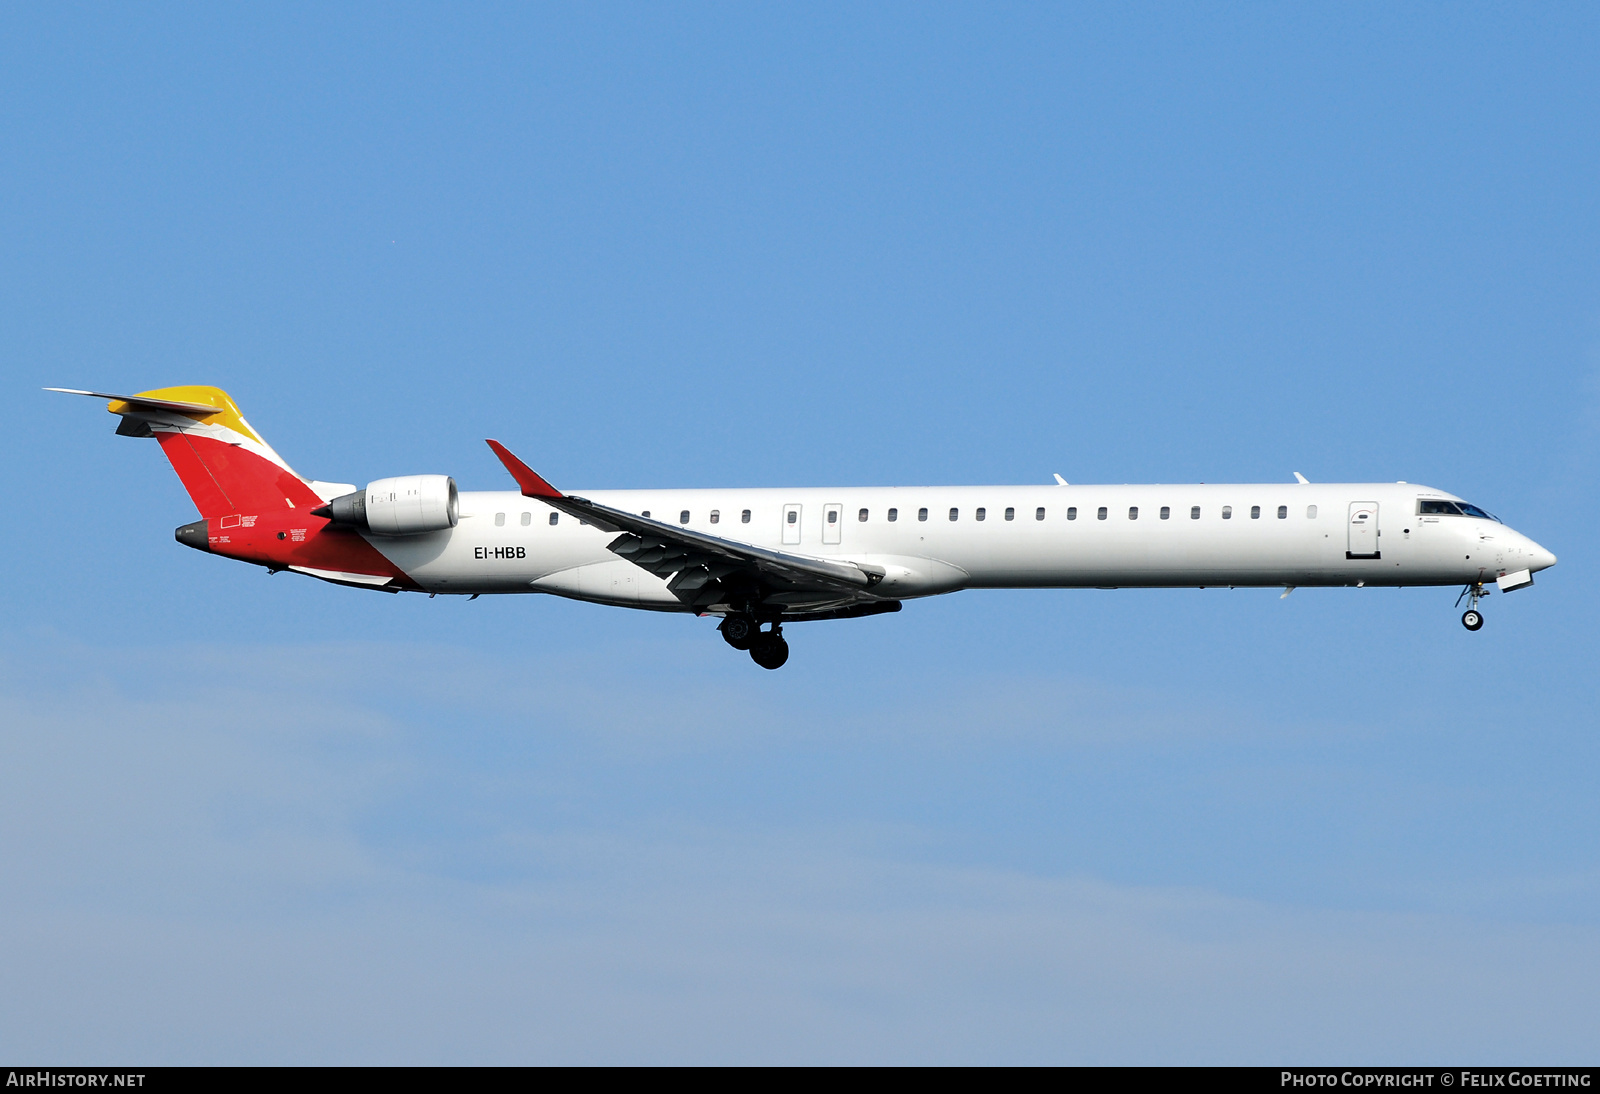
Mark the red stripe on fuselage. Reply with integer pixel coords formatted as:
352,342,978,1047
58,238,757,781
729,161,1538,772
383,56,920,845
205,511,418,588
152,430,415,587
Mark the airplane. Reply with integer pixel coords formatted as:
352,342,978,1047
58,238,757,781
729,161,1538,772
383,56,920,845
51,385,1557,669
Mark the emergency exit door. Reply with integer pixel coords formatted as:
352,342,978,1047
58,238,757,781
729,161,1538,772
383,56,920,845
823,503,842,544
782,503,802,545
1347,501,1380,559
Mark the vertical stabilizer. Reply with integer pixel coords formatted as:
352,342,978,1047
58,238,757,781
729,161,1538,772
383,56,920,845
50,385,324,518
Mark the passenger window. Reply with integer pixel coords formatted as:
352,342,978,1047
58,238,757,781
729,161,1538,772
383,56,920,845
710,510,720,524
888,508,898,522
549,512,558,526
679,510,690,524
858,508,868,522
1251,505,1261,519
976,507,986,521
918,508,928,521
828,510,838,524
1128,506,1138,520
1065,507,1075,520
1277,505,1287,519
949,508,959,521
1037,507,1046,521
1160,506,1170,520
1222,506,1233,519
1306,505,1317,519
1191,506,1200,519
742,510,751,523
1097,507,1107,520
495,512,505,527
1005,507,1015,521
521,512,531,526
787,511,797,524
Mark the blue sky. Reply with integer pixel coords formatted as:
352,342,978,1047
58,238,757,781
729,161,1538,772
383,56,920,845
2,4,1598,1063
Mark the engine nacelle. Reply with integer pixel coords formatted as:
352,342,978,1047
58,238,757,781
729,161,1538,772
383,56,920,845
317,475,459,536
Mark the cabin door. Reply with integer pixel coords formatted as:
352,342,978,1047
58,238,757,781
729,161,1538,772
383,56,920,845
1347,502,1380,559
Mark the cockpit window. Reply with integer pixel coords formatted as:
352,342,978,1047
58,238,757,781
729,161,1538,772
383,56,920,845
1418,499,1500,521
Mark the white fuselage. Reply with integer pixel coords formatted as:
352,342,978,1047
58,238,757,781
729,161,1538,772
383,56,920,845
364,482,1556,609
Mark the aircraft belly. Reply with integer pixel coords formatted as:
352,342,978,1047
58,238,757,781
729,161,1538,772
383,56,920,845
531,559,680,608
855,555,969,597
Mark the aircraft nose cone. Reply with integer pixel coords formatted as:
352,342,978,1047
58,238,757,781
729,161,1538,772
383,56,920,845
1518,530,1557,571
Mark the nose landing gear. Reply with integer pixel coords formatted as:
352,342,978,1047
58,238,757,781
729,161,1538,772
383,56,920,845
1455,583,1488,631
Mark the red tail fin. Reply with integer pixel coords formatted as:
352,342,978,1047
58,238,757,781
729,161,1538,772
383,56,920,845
154,428,322,518
100,385,323,518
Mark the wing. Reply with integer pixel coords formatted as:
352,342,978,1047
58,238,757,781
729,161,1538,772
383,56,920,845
485,440,895,617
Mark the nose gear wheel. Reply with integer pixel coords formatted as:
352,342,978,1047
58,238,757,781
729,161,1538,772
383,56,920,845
1455,583,1488,631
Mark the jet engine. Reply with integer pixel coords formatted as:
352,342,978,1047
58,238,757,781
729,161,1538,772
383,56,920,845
314,475,459,535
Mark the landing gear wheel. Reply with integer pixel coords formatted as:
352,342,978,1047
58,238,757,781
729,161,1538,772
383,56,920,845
749,633,790,670
719,614,756,651
1455,583,1489,631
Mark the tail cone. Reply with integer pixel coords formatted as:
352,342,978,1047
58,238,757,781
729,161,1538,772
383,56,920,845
174,520,210,552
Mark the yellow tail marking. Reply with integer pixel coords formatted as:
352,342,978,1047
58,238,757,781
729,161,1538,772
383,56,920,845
111,385,264,446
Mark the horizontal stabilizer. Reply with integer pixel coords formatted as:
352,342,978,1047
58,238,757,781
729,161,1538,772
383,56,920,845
45,387,224,416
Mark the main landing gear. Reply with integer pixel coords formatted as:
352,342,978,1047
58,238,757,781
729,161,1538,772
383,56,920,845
720,614,789,669
719,613,756,650
1456,583,1488,631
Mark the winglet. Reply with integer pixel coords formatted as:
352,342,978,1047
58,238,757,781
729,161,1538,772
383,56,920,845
1053,473,1069,486
1293,472,1310,484
485,439,563,499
